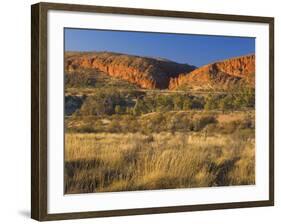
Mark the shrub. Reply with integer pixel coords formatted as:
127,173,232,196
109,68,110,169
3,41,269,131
65,72,95,87
172,94,184,110
182,97,192,110
156,95,174,112
232,86,255,109
79,90,122,116
191,96,205,110
204,94,218,110
218,95,235,112
192,116,217,131
108,120,121,132
114,105,122,114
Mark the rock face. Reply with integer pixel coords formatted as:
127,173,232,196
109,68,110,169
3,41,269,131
65,95,85,116
65,52,196,89
169,54,255,90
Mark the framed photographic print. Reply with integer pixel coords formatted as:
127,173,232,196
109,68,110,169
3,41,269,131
31,2,274,221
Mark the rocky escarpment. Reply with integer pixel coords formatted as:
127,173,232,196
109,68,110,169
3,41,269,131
65,95,85,116
65,52,196,89
169,54,255,90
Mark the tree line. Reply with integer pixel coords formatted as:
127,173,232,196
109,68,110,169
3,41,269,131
74,87,255,116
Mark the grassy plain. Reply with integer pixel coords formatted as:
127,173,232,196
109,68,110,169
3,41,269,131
64,68,255,194
65,111,255,194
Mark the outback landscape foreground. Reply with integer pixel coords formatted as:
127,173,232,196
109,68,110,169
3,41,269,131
64,51,255,194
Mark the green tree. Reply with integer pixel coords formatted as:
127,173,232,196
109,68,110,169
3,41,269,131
156,95,173,112
182,97,192,110
108,120,121,132
232,86,255,109
204,94,218,110
133,99,148,115
173,94,184,111
143,97,156,113
218,95,234,112
243,87,255,108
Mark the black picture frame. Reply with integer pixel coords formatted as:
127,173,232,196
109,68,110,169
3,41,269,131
31,2,274,221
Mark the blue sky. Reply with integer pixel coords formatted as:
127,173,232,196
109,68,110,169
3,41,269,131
65,28,255,67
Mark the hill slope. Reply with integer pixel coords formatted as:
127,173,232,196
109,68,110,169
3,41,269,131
65,51,196,89
169,54,255,91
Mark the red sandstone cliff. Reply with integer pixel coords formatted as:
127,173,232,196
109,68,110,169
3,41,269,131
65,52,196,89
169,54,255,90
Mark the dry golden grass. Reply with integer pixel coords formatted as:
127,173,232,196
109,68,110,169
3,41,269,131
65,131,255,194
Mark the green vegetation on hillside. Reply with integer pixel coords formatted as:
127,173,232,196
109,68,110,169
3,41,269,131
67,87,254,117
